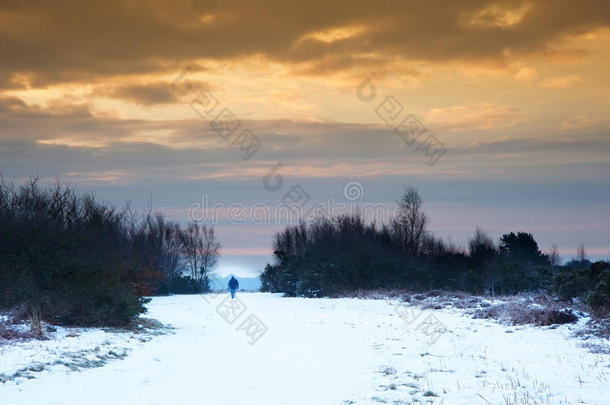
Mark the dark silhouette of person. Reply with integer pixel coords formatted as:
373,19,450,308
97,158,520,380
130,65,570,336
228,276,239,299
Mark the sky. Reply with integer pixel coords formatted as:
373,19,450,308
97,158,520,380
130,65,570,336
1,1,609,276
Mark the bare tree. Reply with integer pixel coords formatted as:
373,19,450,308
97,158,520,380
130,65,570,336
577,243,586,262
199,225,221,284
420,233,447,256
547,244,561,268
181,223,221,287
467,228,499,295
159,219,183,278
468,228,497,260
392,187,428,255
181,223,202,280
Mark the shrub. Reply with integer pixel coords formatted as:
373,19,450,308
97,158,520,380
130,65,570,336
261,188,557,299
167,275,205,294
588,270,610,310
0,178,189,331
553,268,595,301
553,261,610,314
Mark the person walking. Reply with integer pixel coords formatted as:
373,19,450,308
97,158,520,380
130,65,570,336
228,275,239,299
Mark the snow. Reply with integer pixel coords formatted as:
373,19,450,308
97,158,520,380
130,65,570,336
1,293,609,404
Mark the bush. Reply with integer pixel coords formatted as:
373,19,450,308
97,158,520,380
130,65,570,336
588,270,610,310
0,178,222,333
261,209,560,298
167,275,204,294
260,188,564,301
473,298,578,326
553,261,610,313
49,284,150,327
493,263,551,295
0,178,164,331
557,276,591,301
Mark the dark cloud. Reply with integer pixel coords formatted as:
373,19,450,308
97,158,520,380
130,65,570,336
1,1,609,89
1,98,608,186
107,82,181,105
101,81,211,105
0,96,27,112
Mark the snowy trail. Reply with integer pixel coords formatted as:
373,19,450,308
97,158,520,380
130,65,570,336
2,293,610,404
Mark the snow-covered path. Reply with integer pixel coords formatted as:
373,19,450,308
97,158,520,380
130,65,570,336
2,293,610,404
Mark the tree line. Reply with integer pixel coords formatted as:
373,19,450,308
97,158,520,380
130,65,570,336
260,187,610,313
0,178,220,334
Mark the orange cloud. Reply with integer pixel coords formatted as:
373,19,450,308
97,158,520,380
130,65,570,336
514,66,537,82
424,103,520,132
1,1,609,89
541,75,583,89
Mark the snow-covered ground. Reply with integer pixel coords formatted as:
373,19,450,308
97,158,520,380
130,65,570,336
1,293,609,404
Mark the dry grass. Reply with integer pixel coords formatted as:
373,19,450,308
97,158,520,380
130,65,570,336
473,303,578,326
0,320,43,343
580,313,610,340
465,294,575,326
340,289,587,328
0,307,37,343
339,288,415,300
0,323,34,341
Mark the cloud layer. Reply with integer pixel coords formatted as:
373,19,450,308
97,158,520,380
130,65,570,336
2,0,610,89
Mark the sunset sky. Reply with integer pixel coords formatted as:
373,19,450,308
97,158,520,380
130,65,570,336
1,1,609,276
